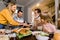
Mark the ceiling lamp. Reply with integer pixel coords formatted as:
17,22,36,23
36,3,40,7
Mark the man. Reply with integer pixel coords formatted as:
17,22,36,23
13,10,24,23
13,10,29,28
31,8,42,30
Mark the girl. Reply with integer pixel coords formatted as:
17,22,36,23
41,16,56,40
41,16,56,34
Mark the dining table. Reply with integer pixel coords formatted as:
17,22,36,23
0,29,51,40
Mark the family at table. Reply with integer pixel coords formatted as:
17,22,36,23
0,2,57,40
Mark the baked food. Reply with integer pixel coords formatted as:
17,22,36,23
12,28,30,35
19,28,29,35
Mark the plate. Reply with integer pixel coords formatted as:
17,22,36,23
32,31,49,36
17,31,32,39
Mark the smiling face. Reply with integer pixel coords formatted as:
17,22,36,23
8,2,17,12
34,10,40,17
34,10,38,15
17,11,23,17
11,5,17,12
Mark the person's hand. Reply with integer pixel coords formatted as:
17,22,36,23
19,22,24,25
23,23,30,27
23,23,28,26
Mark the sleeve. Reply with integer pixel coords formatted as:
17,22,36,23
43,25,52,33
1,9,20,26
51,24,56,32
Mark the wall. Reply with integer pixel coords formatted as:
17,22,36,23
0,1,6,11
24,6,28,22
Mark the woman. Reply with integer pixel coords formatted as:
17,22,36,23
0,2,24,29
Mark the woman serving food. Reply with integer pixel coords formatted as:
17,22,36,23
0,2,29,29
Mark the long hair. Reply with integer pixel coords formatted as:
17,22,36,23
41,15,53,24
7,2,16,13
7,2,16,9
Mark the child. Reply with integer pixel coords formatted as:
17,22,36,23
40,16,57,40
41,16,56,34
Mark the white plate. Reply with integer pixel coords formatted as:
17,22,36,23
36,35,49,40
32,31,49,35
